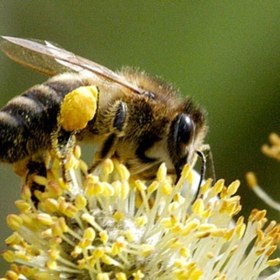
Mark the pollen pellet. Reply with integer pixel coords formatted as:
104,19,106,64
60,85,98,131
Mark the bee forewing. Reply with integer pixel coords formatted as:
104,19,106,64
0,36,71,76
0,36,143,94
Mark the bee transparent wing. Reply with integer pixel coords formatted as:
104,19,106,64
0,36,72,76
0,36,143,94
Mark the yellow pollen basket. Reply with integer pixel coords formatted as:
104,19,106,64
59,85,98,131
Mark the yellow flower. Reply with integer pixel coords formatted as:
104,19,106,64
1,146,280,280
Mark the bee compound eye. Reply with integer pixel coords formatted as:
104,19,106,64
174,114,194,145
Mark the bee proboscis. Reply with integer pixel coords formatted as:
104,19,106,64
0,36,207,180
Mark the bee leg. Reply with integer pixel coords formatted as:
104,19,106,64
112,101,127,134
89,101,127,173
25,160,47,208
51,124,76,182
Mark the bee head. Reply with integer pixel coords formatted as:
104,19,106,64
168,100,207,178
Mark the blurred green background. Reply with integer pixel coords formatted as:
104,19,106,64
0,0,279,274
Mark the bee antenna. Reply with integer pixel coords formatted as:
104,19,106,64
192,150,206,203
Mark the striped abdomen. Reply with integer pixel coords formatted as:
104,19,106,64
0,73,89,162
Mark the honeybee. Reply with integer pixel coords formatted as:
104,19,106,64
0,36,207,180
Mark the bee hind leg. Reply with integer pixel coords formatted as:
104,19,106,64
51,125,76,182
